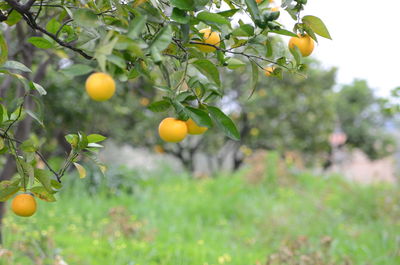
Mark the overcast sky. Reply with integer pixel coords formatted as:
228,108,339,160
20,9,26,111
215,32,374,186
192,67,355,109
292,0,400,97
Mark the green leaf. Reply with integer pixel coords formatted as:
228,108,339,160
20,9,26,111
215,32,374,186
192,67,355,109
30,186,56,202
26,109,44,127
65,134,78,145
207,106,240,140
192,59,221,87
244,0,262,26
171,8,189,24
217,9,240,18
73,163,87,179
51,179,62,190
34,169,52,193
78,131,89,150
197,11,230,26
231,24,254,37
186,107,212,127
227,58,246,69
0,137,4,150
87,134,107,143
148,99,172,112
127,15,146,39
0,179,21,202
28,37,54,49
0,32,8,65
150,25,172,52
171,99,190,120
270,28,298,38
289,46,301,65
302,15,332,39
171,0,195,11
248,60,259,98
20,139,37,153
61,64,94,77
73,9,100,27
1,61,31,72
46,18,61,35
29,81,47,95
5,10,22,26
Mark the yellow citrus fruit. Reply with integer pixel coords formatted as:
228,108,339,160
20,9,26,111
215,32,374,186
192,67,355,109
288,34,314,57
186,119,208,135
158,117,188,143
11,194,37,217
196,28,220,53
256,0,263,3
270,7,279,11
85,72,116,101
264,66,275,77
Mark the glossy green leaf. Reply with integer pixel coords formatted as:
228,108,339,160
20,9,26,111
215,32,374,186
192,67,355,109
5,10,22,26
87,134,107,143
227,58,246,69
217,9,240,18
73,9,100,27
148,100,172,112
207,106,240,140
127,15,146,39
150,25,172,52
302,15,332,39
171,0,195,11
231,24,254,37
1,61,31,72
186,106,213,127
192,59,221,87
171,8,189,24
197,11,230,26
30,186,56,202
34,169,52,193
28,37,54,49
270,28,298,38
29,81,47,95
61,64,94,77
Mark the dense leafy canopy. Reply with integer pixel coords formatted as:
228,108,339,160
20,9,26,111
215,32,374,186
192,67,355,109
0,0,331,201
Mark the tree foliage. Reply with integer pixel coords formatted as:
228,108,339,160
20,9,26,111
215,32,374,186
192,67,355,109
0,0,331,200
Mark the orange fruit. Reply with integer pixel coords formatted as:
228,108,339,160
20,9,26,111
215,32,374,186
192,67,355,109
264,66,275,76
196,28,220,53
85,72,116,101
288,34,314,57
186,119,208,135
11,194,37,217
158,117,188,142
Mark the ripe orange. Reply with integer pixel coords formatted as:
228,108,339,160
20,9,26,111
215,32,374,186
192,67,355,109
196,28,220,53
186,119,208,135
264,66,275,77
11,194,37,217
158,117,188,143
85,72,116,101
288,34,314,57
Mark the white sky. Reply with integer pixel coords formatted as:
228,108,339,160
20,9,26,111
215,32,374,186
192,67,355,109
293,0,400,97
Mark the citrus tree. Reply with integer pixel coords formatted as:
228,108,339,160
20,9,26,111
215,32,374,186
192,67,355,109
0,0,331,230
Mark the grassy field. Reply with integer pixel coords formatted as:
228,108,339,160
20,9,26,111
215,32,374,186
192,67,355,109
1,166,399,265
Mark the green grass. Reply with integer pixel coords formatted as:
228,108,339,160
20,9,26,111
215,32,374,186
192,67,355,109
1,168,400,265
